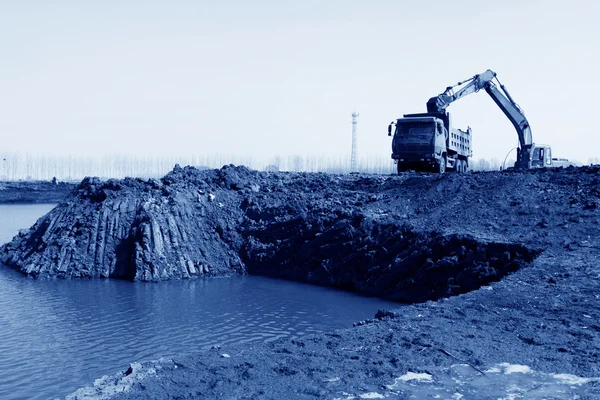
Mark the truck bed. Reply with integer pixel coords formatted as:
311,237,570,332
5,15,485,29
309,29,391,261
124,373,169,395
448,128,472,158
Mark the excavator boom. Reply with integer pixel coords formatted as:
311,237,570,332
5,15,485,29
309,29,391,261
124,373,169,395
426,69,534,169
426,70,497,114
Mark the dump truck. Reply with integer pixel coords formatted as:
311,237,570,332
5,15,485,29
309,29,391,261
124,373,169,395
388,112,471,173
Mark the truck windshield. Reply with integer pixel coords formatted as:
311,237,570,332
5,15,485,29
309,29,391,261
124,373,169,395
397,122,434,136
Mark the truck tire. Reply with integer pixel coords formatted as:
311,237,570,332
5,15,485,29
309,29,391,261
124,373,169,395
397,163,405,174
437,155,446,174
463,160,469,173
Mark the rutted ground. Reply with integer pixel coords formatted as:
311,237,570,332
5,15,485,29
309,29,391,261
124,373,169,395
2,165,600,398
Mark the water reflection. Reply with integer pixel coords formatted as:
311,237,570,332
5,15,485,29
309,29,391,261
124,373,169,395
0,205,400,399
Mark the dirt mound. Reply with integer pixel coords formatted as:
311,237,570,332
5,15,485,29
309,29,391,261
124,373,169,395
3,164,599,303
1,169,249,280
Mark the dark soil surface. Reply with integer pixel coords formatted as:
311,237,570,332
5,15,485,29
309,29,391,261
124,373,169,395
1,166,539,304
3,165,600,398
69,248,600,399
0,180,75,204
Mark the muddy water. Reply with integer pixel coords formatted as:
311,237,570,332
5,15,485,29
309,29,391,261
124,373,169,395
0,204,399,399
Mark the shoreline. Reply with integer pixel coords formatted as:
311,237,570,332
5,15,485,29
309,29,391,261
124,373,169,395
0,180,75,204
68,249,600,399
2,165,599,398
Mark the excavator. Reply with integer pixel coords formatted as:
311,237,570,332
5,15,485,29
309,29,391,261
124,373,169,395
389,69,566,172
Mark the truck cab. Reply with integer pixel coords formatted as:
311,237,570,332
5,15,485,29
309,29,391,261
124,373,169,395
390,116,446,171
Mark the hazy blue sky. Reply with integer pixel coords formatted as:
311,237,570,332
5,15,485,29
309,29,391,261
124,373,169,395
1,0,599,163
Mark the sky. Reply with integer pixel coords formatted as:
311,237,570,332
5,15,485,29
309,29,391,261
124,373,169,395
1,0,599,164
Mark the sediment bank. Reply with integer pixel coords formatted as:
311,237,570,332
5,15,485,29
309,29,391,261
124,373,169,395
0,180,75,204
1,165,542,303
2,164,599,398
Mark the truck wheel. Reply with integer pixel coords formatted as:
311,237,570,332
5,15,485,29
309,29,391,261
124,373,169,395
437,155,446,174
463,161,469,173
397,163,405,174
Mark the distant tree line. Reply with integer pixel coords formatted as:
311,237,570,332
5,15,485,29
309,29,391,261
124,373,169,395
0,152,592,182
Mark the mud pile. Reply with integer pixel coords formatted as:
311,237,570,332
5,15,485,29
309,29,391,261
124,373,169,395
1,166,252,281
8,164,599,303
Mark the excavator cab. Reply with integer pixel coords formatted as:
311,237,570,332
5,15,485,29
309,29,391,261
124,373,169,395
531,145,552,168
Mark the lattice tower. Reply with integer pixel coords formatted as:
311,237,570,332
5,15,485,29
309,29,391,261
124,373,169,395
351,111,359,172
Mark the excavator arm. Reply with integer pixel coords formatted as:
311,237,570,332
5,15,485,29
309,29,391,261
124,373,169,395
426,70,497,114
426,69,533,169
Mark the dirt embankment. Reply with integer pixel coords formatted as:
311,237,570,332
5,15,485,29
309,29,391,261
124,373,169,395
3,165,600,398
0,181,75,204
1,165,544,304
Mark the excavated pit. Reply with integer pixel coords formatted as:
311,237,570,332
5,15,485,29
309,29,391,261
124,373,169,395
240,215,538,303
0,165,541,304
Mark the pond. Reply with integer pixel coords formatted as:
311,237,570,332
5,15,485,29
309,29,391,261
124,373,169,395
0,204,399,399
